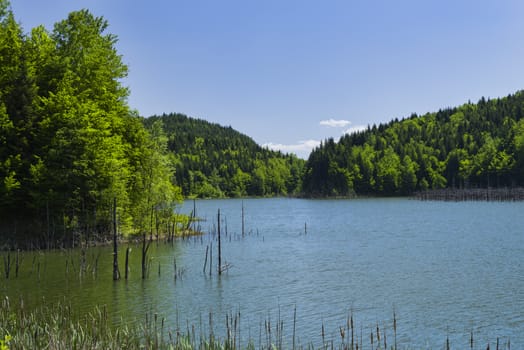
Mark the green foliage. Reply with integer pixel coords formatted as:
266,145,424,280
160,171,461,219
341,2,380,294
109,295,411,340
304,92,524,196
129,118,182,235
513,119,524,179
0,7,181,245
0,334,10,350
144,113,305,198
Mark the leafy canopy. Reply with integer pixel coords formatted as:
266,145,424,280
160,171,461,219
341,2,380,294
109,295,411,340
0,4,181,246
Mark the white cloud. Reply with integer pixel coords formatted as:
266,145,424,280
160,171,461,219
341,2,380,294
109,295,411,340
343,125,367,135
262,122,368,159
263,140,321,159
319,118,351,128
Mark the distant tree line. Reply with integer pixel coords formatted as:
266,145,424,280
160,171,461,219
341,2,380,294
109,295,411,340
144,114,305,198
0,3,180,246
303,92,524,197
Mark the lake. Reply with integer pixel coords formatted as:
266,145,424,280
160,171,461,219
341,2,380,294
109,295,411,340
1,198,523,348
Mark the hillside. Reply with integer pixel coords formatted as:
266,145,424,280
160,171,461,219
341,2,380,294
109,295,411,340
143,113,305,198
303,91,524,197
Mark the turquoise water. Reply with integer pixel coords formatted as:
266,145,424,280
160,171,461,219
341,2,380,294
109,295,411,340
2,198,523,348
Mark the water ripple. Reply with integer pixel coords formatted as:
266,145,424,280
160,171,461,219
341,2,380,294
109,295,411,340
3,198,523,349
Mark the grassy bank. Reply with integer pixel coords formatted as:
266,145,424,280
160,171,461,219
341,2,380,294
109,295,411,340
1,297,248,350
0,297,512,350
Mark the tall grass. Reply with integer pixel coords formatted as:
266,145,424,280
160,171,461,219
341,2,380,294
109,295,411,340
0,296,512,349
0,296,144,349
0,296,248,350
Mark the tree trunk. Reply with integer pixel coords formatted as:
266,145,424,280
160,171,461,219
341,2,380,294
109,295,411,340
218,209,222,275
241,201,245,237
112,197,120,280
141,231,149,279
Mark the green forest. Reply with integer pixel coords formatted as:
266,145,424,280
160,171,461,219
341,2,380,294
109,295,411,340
0,4,180,245
2,0,524,246
144,113,304,198
150,89,524,200
302,92,524,197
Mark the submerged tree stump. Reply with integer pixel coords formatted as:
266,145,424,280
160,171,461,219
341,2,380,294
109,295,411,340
112,197,120,281
218,209,222,276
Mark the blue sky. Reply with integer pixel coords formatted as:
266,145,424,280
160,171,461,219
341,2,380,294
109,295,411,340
11,0,524,158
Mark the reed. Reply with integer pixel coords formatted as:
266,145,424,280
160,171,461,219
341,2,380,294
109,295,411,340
0,296,514,350
0,297,143,349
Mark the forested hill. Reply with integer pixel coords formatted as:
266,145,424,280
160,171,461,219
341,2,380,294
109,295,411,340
303,91,524,197
143,113,305,198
